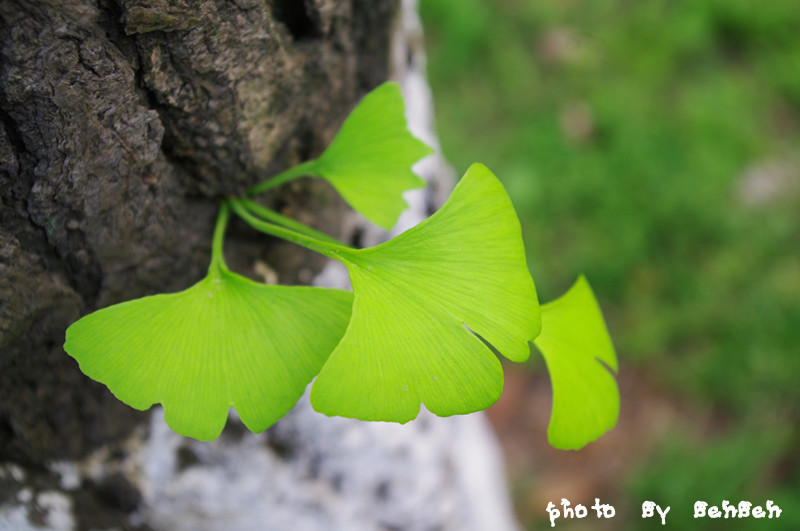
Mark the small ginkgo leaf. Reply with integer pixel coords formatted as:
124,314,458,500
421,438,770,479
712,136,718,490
534,275,619,450
64,268,352,441
277,82,431,230
310,163,541,422
247,82,431,229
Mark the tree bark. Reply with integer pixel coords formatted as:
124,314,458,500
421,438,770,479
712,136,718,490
1,2,520,529
1,0,396,521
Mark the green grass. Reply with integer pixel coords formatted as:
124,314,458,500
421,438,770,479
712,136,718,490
628,420,798,530
421,0,800,527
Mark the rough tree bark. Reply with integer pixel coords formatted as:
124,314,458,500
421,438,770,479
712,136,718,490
1,1,519,529
1,0,396,458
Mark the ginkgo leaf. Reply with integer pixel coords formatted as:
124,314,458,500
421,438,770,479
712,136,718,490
534,275,619,450
248,82,433,230
64,205,353,441
313,82,432,229
307,163,541,422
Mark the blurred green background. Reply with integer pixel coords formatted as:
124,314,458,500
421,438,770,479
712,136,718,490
420,0,800,528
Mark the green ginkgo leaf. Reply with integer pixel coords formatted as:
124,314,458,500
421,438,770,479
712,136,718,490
248,82,433,230
534,275,619,450
64,206,353,441
308,163,541,422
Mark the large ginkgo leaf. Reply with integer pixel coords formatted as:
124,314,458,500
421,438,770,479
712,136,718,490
310,163,541,422
64,270,352,440
248,82,433,230
534,276,619,450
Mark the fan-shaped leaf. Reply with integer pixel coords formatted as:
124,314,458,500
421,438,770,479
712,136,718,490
310,163,540,422
64,270,352,440
278,82,432,230
534,276,619,450
247,82,431,229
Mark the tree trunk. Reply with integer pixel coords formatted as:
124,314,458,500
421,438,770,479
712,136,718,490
1,0,397,460
0,1,519,529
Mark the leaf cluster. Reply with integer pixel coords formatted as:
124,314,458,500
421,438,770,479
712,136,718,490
64,82,618,449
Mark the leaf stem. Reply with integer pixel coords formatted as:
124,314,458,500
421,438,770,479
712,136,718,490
210,201,231,274
238,199,349,247
228,199,350,262
246,160,318,196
